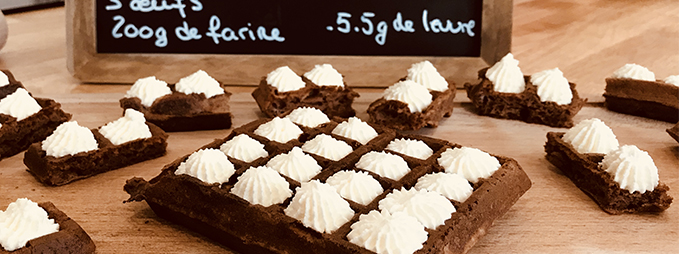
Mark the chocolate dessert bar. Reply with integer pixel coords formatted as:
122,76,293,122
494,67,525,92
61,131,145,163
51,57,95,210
0,202,96,254
544,132,672,214
120,84,233,132
464,68,587,128
125,117,532,254
0,70,71,160
367,84,456,131
252,76,359,118
24,122,168,186
604,78,679,123
668,122,679,143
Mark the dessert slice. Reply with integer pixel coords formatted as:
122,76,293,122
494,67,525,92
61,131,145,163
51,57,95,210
367,61,456,130
0,70,71,160
251,65,360,118
124,116,532,254
603,64,679,122
24,109,168,186
120,70,233,132
0,198,95,253
544,118,672,214
464,54,586,128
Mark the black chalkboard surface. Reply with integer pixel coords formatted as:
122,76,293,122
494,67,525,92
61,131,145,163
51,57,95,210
96,0,482,56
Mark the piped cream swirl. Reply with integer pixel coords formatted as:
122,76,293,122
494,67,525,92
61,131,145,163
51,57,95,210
386,138,433,160
600,145,659,194
415,172,473,203
437,147,500,183
285,107,330,128
267,66,306,92
378,188,455,229
485,53,525,93
254,117,303,143
175,148,236,185
663,75,679,86
0,198,60,252
175,70,224,98
303,64,344,87
125,76,172,107
331,117,378,145
562,118,619,154
284,180,354,233
301,134,353,161
326,170,384,206
266,147,321,183
382,80,432,113
99,109,152,145
531,68,573,105
0,88,42,121
347,210,428,254
612,63,655,81
231,166,292,206
355,151,410,181
219,134,268,163
406,60,448,92
42,121,98,158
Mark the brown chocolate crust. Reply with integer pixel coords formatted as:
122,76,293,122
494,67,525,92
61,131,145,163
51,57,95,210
366,84,456,131
120,85,233,132
464,68,587,128
251,77,360,118
603,78,679,123
0,70,72,160
125,118,531,254
24,122,168,186
544,132,672,214
0,202,96,254
667,123,679,143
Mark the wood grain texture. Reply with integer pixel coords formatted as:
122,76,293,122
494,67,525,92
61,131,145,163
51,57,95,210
0,0,678,253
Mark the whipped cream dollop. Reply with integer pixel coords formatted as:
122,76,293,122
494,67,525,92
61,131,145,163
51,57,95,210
437,147,500,183
267,66,306,92
42,121,98,158
0,198,60,252
611,63,655,81
125,76,172,107
347,210,428,254
563,118,619,154
331,117,378,145
219,134,269,163
378,188,455,229
231,166,292,206
303,64,344,87
254,117,303,143
284,180,354,233
531,68,573,105
415,172,473,203
663,75,679,86
600,145,659,194
0,72,9,87
0,88,42,121
406,60,449,92
99,109,152,145
355,151,410,181
302,134,353,161
386,138,433,160
266,147,321,183
325,170,384,206
382,80,433,113
284,107,330,128
175,148,236,185
175,70,225,98
486,53,526,93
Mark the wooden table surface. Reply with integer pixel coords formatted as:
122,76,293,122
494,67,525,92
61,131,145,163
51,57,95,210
1,0,678,253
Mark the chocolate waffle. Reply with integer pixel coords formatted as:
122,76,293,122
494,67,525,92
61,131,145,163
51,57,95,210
125,116,531,254
0,70,72,160
604,78,679,123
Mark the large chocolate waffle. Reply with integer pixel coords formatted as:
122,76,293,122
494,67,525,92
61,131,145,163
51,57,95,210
125,117,531,254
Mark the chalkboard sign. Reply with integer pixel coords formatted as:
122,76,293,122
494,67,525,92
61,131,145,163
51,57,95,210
68,0,512,86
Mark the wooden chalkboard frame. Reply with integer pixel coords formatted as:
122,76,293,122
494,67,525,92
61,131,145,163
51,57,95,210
66,0,512,87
